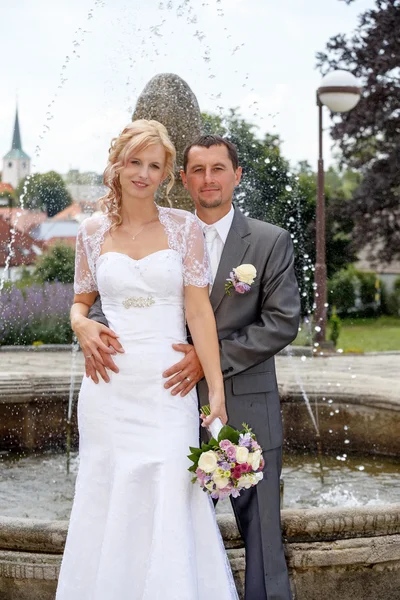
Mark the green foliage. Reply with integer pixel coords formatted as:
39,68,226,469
16,171,72,217
328,267,357,314
386,278,400,317
329,307,342,347
202,110,315,313
298,163,360,280
34,243,75,284
357,272,377,306
217,425,240,445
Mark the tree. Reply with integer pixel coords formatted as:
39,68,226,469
316,0,400,263
16,171,72,216
202,110,315,312
34,243,75,284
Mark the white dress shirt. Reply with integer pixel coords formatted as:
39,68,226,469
197,206,235,284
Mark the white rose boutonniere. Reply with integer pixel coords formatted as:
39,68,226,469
225,263,257,295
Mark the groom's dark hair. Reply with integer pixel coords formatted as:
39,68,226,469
182,135,239,172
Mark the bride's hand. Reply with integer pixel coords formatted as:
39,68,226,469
200,389,228,429
72,316,120,365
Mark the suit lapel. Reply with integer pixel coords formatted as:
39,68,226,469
209,208,251,313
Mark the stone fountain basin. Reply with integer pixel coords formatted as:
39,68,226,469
0,351,399,455
1,506,400,600
1,350,400,598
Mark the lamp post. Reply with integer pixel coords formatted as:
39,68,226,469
314,70,361,346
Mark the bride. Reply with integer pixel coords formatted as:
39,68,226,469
56,120,239,599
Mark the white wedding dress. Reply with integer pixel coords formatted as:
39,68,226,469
56,206,238,600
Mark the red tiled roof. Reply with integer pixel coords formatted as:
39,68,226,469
0,216,44,267
0,208,47,234
0,183,14,194
52,203,83,221
45,236,76,248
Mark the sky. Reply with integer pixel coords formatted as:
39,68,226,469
0,0,375,176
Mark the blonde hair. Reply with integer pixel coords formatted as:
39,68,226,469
99,119,176,226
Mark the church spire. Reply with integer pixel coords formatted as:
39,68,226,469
2,103,31,189
11,107,22,151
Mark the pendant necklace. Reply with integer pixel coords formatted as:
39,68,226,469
131,216,159,241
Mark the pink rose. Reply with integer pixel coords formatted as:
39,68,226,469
219,439,232,451
234,282,251,294
226,446,237,460
232,466,242,479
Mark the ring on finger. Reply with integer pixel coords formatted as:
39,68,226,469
185,376,191,383
85,354,93,359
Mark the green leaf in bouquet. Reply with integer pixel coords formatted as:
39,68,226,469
208,437,219,448
189,446,202,456
188,464,197,473
201,442,213,451
217,425,240,444
191,476,198,483
187,453,200,463
241,422,255,438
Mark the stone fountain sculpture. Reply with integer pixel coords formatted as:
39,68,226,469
133,73,202,211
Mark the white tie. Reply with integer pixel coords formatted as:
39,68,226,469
204,225,220,284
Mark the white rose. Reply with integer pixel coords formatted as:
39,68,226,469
238,475,253,489
255,472,264,483
236,446,249,464
198,450,218,473
213,474,230,490
233,264,257,285
250,450,261,470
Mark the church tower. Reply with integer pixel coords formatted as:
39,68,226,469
2,107,30,189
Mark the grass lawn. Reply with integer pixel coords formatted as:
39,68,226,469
293,316,400,353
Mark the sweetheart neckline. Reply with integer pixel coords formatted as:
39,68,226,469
97,248,179,264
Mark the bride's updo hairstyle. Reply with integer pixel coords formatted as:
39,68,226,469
99,119,176,227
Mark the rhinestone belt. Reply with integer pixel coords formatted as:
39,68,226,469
122,296,155,309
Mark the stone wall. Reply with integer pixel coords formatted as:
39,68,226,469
1,506,400,599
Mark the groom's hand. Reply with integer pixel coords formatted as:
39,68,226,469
163,344,204,397
86,333,124,384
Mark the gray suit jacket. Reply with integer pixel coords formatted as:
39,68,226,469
88,207,300,452
197,208,300,451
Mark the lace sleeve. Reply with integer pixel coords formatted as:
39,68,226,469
74,223,97,294
183,214,212,287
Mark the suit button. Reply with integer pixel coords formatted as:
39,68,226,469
228,367,234,372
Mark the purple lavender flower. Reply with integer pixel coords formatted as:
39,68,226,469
220,461,232,471
239,433,253,448
0,282,73,345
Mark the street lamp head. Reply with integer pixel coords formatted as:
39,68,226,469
318,69,362,113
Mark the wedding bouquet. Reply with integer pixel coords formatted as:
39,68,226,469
188,406,264,500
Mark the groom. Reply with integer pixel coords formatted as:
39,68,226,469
87,135,300,600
